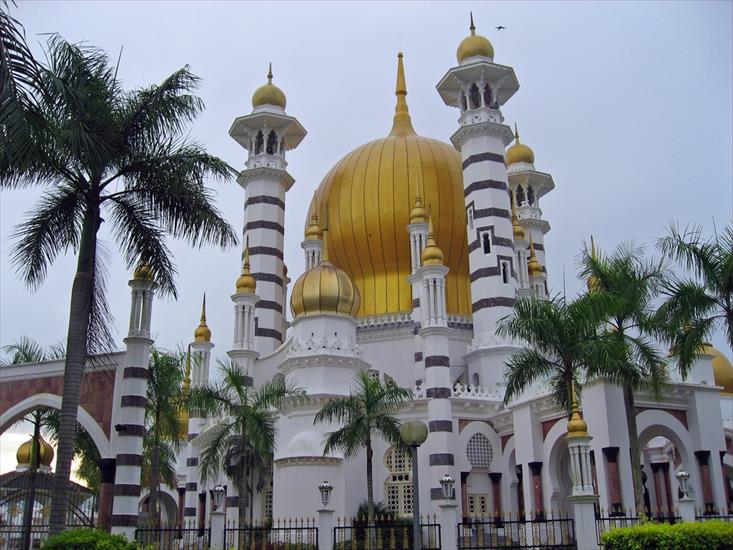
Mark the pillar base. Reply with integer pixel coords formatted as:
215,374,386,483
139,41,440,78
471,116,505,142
210,510,226,550
678,497,695,522
437,501,458,550
568,494,598,550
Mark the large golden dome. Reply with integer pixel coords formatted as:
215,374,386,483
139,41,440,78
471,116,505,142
704,344,733,395
17,435,54,466
307,53,471,317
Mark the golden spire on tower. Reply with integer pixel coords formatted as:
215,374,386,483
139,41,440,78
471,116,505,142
527,234,542,277
566,383,589,437
421,211,445,266
193,294,211,343
304,195,323,240
236,238,257,294
410,179,427,224
511,192,525,242
389,52,417,137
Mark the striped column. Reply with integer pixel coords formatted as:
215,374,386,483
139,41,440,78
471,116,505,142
407,213,428,387
111,272,155,539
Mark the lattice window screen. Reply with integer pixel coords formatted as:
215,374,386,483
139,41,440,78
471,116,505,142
384,446,413,517
467,433,493,468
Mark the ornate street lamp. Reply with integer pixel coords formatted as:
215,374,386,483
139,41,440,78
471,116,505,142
440,474,455,500
675,470,690,500
400,420,428,550
318,481,333,507
213,485,226,511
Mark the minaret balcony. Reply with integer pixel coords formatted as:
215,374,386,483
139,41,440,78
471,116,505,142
246,153,287,171
459,106,504,126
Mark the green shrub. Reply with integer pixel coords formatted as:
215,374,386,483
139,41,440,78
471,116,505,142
600,520,733,550
41,528,141,550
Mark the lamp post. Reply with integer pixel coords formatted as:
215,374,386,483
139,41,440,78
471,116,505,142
213,486,226,511
675,470,695,522
675,470,690,499
319,481,333,507
317,481,335,550
440,474,455,500
210,485,227,550
400,420,428,550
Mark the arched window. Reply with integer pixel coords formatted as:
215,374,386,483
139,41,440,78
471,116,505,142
384,447,413,517
467,205,475,230
469,83,481,110
516,185,526,207
266,130,278,155
527,185,536,206
254,131,264,155
482,232,492,255
467,433,493,469
501,261,510,284
471,373,480,386
483,86,492,108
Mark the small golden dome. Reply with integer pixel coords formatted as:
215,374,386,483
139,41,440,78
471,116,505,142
251,63,286,109
17,435,54,466
304,208,322,241
511,196,525,242
527,236,542,278
236,244,257,294
291,224,360,318
193,295,211,343
566,385,588,437
421,215,444,266
410,191,427,224
457,14,494,63
133,263,154,281
506,124,535,166
704,344,733,395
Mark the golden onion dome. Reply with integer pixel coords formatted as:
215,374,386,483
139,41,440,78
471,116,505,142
251,63,286,109
17,435,54,466
506,124,535,166
566,387,588,437
290,228,360,317
236,245,257,294
409,192,427,225
133,263,154,281
304,208,323,241
193,295,212,343
704,344,733,395
457,14,494,63
421,216,445,266
527,237,542,278
306,52,471,317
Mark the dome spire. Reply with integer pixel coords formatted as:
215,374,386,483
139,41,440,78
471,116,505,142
389,52,417,137
470,11,476,35
422,210,445,266
236,237,257,294
528,234,542,277
267,62,273,84
194,294,212,342
566,383,589,437
511,192,525,242
304,194,322,240
182,344,192,394
514,122,520,142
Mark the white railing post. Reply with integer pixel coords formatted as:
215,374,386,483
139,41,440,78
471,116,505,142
318,509,334,550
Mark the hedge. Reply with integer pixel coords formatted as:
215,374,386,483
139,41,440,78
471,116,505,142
600,520,733,550
41,529,142,550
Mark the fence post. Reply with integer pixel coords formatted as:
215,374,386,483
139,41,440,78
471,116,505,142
677,497,695,522
568,495,598,550
210,509,226,549
318,508,334,550
437,500,457,550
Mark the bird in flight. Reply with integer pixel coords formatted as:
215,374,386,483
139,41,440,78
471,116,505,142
495,25,507,30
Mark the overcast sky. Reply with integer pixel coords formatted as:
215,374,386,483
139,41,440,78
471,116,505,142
1,1,732,471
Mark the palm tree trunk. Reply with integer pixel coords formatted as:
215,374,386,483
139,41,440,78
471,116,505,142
623,383,646,516
248,461,255,527
49,207,99,535
366,436,375,547
238,465,248,549
150,443,161,526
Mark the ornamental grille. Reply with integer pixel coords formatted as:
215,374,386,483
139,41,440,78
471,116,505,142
467,494,489,516
385,447,410,474
384,447,413,517
467,433,493,468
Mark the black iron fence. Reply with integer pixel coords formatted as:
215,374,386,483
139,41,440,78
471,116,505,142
695,509,733,522
135,519,210,549
225,518,318,550
333,516,441,550
457,514,575,550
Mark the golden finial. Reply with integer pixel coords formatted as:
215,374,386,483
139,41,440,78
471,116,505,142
389,52,416,137
527,234,542,277
511,192,525,242
194,294,211,342
305,194,322,240
236,237,257,294
267,62,273,84
182,344,192,394
421,210,444,266
469,11,476,35
566,383,589,437
514,123,520,142
410,179,427,224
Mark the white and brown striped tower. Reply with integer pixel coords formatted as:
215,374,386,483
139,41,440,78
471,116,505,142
229,242,259,379
184,296,214,523
229,65,306,354
406,189,429,386
437,16,521,386
110,265,156,539
416,220,457,512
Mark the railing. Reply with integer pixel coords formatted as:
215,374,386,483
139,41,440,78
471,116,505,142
333,517,441,550
135,519,210,549
457,514,575,549
695,508,733,522
225,518,318,550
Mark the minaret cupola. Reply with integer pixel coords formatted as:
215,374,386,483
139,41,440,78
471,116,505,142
456,13,495,64
251,63,287,110
193,294,211,343
506,124,535,167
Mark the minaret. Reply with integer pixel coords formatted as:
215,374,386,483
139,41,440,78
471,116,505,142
229,241,259,379
185,296,213,524
416,217,457,513
527,235,547,298
436,16,520,385
511,193,530,295
229,64,306,353
407,182,429,386
506,123,554,294
111,265,156,539
302,201,323,270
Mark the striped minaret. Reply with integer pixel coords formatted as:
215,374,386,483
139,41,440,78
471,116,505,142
406,188,429,386
416,218,457,512
437,17,522,386
229,242,258,379
185,297,213,524
110,266,156,539
229,65,306,354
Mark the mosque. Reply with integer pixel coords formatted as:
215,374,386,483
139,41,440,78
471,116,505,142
2,17,733,541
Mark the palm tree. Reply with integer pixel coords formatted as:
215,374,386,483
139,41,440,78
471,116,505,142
658,223,733,365
580,241,668,516
189,362,300,530
497,293,610,413
143,348,187,525
314,371,412,530
0,25,237,532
